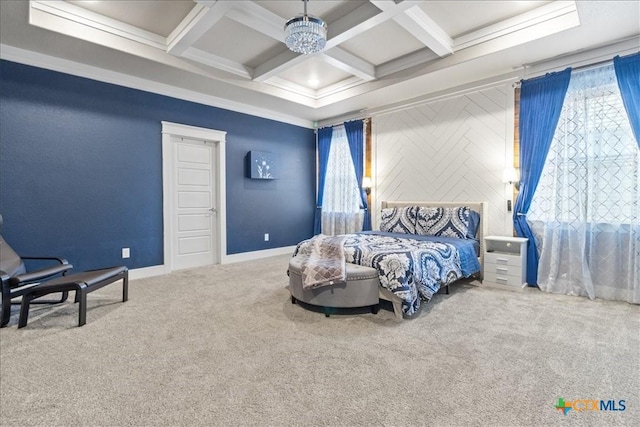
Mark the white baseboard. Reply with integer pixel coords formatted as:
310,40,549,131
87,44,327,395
127,246,296,279
128,265,168,280
222,246,296,264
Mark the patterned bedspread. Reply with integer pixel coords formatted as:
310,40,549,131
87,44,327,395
294,233,475,316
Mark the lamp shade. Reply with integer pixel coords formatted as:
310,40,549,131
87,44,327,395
502,167,519,184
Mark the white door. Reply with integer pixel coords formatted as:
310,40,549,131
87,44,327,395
171,136,216,270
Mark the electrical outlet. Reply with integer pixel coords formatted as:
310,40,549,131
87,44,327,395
264,233,269,241
122,247,130,259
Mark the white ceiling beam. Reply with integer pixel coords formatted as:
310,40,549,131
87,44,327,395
166,1,233,56
181,47,253,79
224,1,285,41
263,76,319,99
324,2,386,47
326,1,422,48
321,48,376,81
395,6,453,57
371,1,453,57
316,77,367,99
376,49,440,78
253,50,309,82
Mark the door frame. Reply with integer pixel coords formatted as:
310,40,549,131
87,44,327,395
161,121,227,272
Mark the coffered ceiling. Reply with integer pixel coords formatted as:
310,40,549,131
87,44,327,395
0,1,638,126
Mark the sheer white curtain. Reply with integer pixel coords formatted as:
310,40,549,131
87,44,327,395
528,64,640,303
321,125,363,235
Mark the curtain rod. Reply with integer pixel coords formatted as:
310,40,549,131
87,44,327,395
315,117,369,131
512,57,617,88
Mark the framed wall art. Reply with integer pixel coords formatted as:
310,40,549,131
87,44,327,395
246,150,276,180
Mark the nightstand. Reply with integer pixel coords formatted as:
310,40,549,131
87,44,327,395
483,235,528,291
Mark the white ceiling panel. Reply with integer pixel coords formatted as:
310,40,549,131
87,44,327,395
276,56,353,89
192,16,285,68
339,19,428,66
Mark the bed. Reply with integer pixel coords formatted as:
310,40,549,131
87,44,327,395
292,201,488,319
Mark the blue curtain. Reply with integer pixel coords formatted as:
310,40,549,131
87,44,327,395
313,126,333,235
344,119,371,231
514,68,571,286
614,53,640,149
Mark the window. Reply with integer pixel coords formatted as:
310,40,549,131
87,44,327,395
321,125,363,235
526,63,639,302
528,64,639,224
323,126,361,214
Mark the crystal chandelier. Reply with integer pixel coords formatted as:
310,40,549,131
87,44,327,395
284,0,327,55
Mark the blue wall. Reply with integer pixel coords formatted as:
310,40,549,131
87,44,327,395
0,60,316,271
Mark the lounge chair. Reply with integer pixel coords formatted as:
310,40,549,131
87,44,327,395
0,215,128,328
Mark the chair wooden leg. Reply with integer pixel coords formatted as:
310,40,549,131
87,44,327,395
18,294,33,328
1,295,11,328
1,280,12,327
122,274,128,302
78,289,87,327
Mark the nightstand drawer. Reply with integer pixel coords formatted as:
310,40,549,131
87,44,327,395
483,271,524,287
484,263,522,277
485,252,522,267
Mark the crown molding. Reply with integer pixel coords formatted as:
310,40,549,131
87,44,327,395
454,1,579,51
31,0,166,50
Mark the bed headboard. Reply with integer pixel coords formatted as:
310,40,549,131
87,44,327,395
380,201,488,277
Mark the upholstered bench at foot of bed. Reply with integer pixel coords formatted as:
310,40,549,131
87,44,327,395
287,256,379,317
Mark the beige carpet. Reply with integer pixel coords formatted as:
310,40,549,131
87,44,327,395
1,254,638,427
